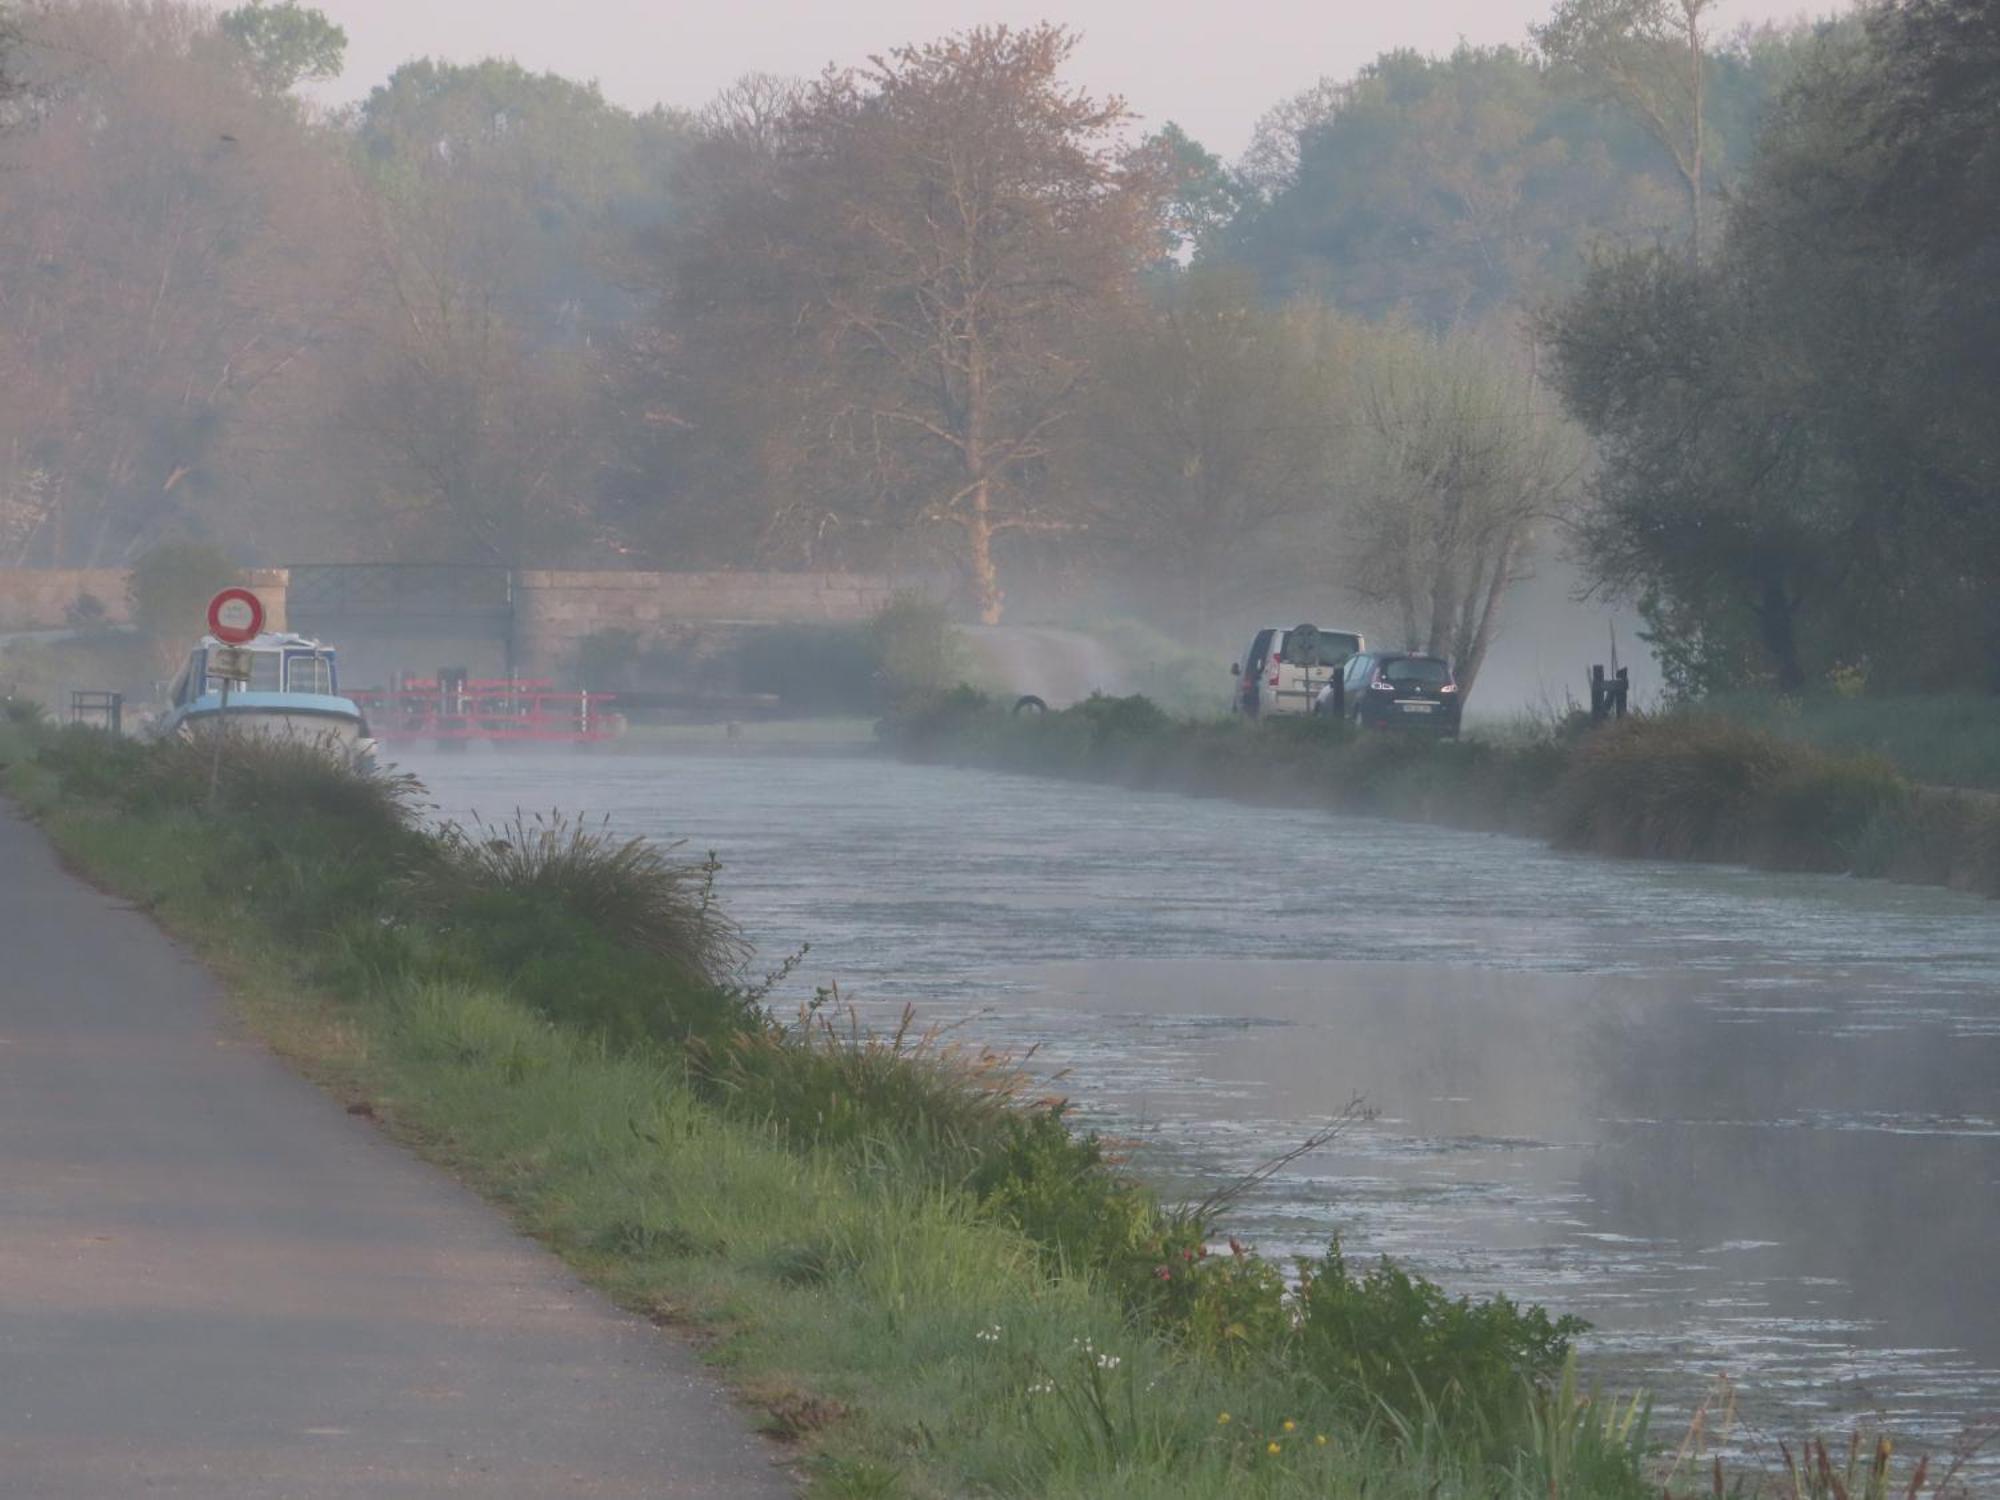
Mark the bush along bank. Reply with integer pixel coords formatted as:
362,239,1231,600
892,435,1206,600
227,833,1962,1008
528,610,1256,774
1,712,1677,1500
878,691,2000,898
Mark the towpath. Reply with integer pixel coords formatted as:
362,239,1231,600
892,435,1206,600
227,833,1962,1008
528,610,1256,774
0,805,793,1498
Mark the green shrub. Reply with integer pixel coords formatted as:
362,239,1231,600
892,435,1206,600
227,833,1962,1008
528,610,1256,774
127,541,240,644
872,591,966,703
1293,1240,1587,1433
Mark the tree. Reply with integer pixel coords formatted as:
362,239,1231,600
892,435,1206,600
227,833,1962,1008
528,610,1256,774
127,540,240,671
1338,326,1581,697
1148,123,1245,262
1075,267,1344,642
340,59,690,562
1224,46,1686,325
1532,0,1720,256
1542,11,2000,694
673,25,1167,621
0,1,370,566
218,0,345,95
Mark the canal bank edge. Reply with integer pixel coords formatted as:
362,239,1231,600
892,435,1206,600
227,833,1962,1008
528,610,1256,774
878,694,2000,900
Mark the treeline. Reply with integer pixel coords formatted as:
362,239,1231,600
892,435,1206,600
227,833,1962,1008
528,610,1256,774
1,0,1986,698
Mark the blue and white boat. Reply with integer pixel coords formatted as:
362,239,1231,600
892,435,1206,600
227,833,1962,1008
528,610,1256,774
158,632,375,763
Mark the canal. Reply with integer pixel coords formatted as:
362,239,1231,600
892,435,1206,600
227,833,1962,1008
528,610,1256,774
400,746,2000,1452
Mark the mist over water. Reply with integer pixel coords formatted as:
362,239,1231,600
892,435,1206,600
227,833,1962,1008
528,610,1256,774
403,747,2000,1454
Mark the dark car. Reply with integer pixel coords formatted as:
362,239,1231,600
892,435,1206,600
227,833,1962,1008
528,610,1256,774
1329,651,1461,735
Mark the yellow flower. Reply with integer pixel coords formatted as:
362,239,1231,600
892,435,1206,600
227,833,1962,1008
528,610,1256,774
1217,1412,1231,1425
1316,1434,1329,1447
1282,1420,1296,1432
1267,1441,1283,1455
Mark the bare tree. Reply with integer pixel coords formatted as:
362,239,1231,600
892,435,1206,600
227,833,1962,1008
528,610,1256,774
676,24,1167,621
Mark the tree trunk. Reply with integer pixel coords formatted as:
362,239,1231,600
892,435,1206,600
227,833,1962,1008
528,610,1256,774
1756,569,1805,690
968,479,1003,625
1687,3,1704,262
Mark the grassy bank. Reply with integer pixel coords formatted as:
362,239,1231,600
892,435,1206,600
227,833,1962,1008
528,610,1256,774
880,691,2000,898
1698,692,2000,793
0,706,1686,1500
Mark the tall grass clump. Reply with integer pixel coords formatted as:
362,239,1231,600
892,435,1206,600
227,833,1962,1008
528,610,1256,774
429,811,749,980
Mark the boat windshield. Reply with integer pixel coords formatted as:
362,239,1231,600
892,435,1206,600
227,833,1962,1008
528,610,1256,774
287,654,334,694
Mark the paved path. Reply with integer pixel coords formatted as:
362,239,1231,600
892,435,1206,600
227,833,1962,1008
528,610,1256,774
0,807,794,1498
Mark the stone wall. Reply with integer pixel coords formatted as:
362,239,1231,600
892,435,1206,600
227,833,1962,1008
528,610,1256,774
0,568,290,635
511,570,897,669
0,570,133,631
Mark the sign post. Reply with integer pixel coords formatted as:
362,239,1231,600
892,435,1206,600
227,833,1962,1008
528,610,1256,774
204,589,265,811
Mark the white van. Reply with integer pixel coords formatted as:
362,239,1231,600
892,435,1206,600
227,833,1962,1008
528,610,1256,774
1231,624,1364,717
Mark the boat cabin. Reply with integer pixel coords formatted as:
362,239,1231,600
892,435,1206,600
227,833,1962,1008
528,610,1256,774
166,633,343,708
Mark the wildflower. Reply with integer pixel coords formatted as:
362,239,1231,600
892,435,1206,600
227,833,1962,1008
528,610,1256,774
1153,1264,1173,1280
1026,1380,1055,1395
1316,1434,1329,1447
1095,1353,1121,1370
973,1324,1002,1344
1217,1412,1231,1425
1282,1420,1296,1433
1267,1441,1282,1455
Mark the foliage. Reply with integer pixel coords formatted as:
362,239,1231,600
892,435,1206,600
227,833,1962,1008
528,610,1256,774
0,4,370,566
1532,0,1722,251
126,542,241,642
1542,9,1999,693
870,592,966,705
1073,268,1346,641
217,0,345,94
1295,1239,1587,1431
1222,41,1787,326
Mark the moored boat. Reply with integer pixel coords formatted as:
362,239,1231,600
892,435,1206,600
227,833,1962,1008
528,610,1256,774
157,632,375,764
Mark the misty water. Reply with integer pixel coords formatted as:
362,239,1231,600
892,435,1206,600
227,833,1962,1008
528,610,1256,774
401,746,2000,1454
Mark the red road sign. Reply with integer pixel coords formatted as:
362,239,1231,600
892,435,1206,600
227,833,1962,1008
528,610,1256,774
206,587,265,646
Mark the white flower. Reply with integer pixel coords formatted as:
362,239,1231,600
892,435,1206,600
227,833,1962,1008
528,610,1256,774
1095,1353,1121,1370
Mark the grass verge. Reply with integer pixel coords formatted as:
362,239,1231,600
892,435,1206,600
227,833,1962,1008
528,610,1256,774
879,691,2000,898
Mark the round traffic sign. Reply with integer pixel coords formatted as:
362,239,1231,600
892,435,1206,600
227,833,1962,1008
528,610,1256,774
206,587,265,645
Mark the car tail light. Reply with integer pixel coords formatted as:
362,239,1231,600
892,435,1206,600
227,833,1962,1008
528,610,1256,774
1268,652,1280,688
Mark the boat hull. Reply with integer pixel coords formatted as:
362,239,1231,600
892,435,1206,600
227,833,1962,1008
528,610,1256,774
159,692,375,765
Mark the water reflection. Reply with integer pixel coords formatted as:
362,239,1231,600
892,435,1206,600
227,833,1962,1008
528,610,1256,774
401,749,2000,1449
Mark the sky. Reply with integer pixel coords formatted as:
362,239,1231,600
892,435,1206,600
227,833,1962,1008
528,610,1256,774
310,0,1845,162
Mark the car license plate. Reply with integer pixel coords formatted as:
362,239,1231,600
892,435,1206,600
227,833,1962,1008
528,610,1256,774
1399,701,1436,714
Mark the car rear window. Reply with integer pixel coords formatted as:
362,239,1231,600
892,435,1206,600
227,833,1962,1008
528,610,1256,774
1381,657,1452,686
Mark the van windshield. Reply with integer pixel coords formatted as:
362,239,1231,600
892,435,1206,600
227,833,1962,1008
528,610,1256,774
1381,657,1452,686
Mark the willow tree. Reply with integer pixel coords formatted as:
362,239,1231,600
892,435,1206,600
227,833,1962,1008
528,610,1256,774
1340,328,1582,697
679,25,1165,621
